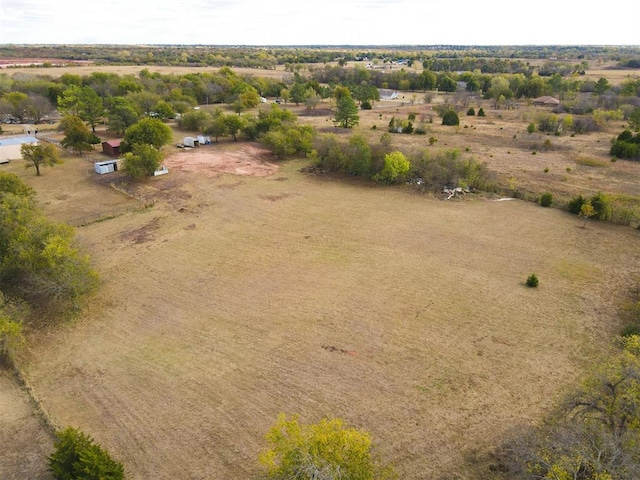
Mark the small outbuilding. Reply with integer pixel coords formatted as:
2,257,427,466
379,89,399,100
94,159,120,175
102,139,122,157
183,137,199,148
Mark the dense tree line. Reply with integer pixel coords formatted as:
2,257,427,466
1,45,638,70
0,172,98,362
311,131,496,191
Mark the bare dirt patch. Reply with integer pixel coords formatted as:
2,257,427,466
163,142,280,178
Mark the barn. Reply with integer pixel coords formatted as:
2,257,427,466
102,139,121,157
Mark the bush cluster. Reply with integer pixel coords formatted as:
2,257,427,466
568,192,611,220
610,129,640,161
539,192,553,207
49,427,124,480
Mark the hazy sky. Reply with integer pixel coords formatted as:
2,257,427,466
1,0,639,46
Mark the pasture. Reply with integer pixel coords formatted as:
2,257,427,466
4,137,640,478
2,57,640,477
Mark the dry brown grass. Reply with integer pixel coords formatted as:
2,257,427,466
5,140,640,479
2,84,640,479
0,371,53,480
295,97,640,218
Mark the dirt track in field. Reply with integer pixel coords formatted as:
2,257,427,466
13,144,640,479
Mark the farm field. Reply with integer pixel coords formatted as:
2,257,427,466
4,138,640,478
2,52,640,478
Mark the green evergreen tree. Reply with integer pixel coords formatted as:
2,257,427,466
333,95,360,128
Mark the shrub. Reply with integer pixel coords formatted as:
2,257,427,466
410,149,497,192
478,108,485,117
428,136,437,146
442,110,460,126
527,123,536,134
589,192,612,220
402,121,414,134
361,100,372,110
48,427,124,480
373,151,411,184
567,194,587,214
621,323,640,337
466,107,475,116
526,274,539,288
540,192,553,207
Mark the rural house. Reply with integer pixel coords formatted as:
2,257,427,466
532,96,560,107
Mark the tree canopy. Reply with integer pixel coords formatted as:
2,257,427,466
122,117,173,152
21,142,61,176
59,116,101,154
333,95,360,128
122,143,163,179
49,427,124,480
373,151,410,184
260,414,396,480
0,173,98,306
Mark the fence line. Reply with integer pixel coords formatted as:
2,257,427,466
68,204,149,227
36,135,61,146
109,180,155,208
67,181,154,227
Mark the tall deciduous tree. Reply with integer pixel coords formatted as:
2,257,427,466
59,116,99,155
25,94,54,124
333,95,359,128
121,117,173,152
21,143,61,176
0,187,98,304
222,114,247,141
0,91,29,122
57,85,104,132
122,143,163,179
106,96,139,136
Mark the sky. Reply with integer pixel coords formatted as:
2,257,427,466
0,0,639,46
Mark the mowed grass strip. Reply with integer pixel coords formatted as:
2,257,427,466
22,162,640,479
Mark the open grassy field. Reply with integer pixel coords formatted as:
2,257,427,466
2,58,640,477
3,133,640,478
0,370,53,480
